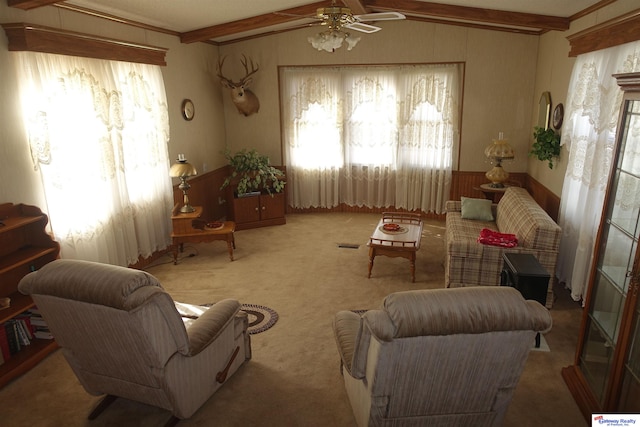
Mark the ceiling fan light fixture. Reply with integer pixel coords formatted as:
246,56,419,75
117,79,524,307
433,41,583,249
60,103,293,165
307,3,404,53
308,29,360,53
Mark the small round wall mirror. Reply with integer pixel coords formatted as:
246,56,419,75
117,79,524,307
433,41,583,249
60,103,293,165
538,92,551,130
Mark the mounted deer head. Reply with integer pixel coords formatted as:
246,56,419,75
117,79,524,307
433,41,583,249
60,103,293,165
217,55,260,117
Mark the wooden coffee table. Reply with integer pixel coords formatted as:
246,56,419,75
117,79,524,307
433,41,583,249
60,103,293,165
368,212,423,282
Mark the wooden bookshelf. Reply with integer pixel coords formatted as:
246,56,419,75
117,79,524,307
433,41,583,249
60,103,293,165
0,203,60,388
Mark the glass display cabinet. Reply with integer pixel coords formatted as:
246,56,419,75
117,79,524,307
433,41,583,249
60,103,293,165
562,72,640,418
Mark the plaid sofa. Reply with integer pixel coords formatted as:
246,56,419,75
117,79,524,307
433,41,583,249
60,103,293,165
444,187,561,308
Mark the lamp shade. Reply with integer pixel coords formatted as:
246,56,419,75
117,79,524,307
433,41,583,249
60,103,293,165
170,155,197,213
484,138,515,160
169,161,197,178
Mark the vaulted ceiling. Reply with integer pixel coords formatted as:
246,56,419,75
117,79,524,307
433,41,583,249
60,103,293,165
8,0,613,44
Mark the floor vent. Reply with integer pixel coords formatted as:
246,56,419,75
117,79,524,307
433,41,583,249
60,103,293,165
338,243,360,249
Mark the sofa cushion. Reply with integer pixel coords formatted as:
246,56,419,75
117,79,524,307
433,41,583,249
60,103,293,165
461,197,494,221
446,212,497,258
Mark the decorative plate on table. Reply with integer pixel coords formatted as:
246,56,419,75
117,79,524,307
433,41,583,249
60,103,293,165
205,222,224,230
380,223,408,234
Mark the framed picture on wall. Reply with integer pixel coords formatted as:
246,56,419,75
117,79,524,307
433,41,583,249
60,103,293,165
553,103,564,129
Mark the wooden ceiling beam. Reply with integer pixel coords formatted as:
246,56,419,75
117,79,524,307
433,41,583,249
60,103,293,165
7,0,61,10
180,1,328,44
341,0,368,15
364,0,570,31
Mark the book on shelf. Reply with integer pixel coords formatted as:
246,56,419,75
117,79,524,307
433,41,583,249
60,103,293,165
15,320,31,346
15,316,34,339
4,321,21,355
27,316,48,328
25,308,49,329
23,308,54,340
0,325,11,361
33,329,54,340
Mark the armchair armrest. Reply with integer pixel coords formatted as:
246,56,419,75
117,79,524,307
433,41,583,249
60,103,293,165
333,310,362,375
185,299,240,356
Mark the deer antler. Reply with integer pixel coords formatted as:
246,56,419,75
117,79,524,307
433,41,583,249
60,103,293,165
239,54,259,85
217,55,236,86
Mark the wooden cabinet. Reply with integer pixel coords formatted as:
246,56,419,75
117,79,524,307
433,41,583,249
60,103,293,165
562,73,640,418
0,203,60,388
230,192,286,230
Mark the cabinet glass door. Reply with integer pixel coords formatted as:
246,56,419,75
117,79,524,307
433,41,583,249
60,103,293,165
579,96,640,404
616,96,640,411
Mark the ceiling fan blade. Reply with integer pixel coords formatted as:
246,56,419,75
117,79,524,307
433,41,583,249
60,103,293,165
344,22,382,33
354,12,406,22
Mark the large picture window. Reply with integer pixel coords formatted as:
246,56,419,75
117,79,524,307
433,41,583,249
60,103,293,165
16,52,173,266
280,63,462,213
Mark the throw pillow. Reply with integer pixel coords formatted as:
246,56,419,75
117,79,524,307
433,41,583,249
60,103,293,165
461,197,494,221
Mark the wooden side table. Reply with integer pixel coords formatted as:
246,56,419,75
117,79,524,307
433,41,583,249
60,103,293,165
171,206,236,263
474,183,513,202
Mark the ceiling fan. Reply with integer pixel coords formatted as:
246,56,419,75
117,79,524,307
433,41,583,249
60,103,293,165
302,2,406,52
314,4,406,34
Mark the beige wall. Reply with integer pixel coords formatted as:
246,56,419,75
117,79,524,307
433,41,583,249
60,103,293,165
1,1,638,208
0,4,226,208
528,0,639,196
219,21,539,173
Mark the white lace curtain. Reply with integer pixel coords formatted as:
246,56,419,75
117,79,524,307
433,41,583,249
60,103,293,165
557,40,640,303
280,64,461,213
16,52,174,266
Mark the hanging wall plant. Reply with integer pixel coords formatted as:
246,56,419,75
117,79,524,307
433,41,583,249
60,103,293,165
220,149,285,196
529,126,561,169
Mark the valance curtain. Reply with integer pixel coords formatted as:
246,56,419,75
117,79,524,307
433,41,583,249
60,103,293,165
280,64,461,213
16,52,173,266
557,40,640,303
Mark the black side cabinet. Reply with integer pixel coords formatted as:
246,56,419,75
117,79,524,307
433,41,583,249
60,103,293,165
500,253,550,347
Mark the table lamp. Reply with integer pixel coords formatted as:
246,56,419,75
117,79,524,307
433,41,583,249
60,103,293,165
484,132,515,188
170,154,197,213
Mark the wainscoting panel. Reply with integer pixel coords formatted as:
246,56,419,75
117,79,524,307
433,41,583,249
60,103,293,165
524,175,560,222
172,165,230,222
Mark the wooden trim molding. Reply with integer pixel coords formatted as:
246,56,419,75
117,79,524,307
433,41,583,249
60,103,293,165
1,22,168,65
569,0,617,21
567,8,640,57
180,2,326,44
6,0,59,10
365,0,570,31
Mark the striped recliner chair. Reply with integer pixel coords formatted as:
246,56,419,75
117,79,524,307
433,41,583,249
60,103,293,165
332,286,552,427
18,259,251,426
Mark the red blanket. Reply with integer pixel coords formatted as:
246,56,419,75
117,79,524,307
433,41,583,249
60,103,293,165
478,228,518,248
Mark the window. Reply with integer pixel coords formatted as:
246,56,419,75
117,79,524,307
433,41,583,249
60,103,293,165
16,52,173,266
280,63,462,213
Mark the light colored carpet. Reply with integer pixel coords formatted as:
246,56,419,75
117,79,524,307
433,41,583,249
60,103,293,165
0,212,585,426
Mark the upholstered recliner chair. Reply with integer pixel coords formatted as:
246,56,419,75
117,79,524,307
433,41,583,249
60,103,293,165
333,286,552,427
18,259,251,426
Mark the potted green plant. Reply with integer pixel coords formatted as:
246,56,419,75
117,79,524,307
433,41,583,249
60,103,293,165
529,126,561,169
220,149,285,196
